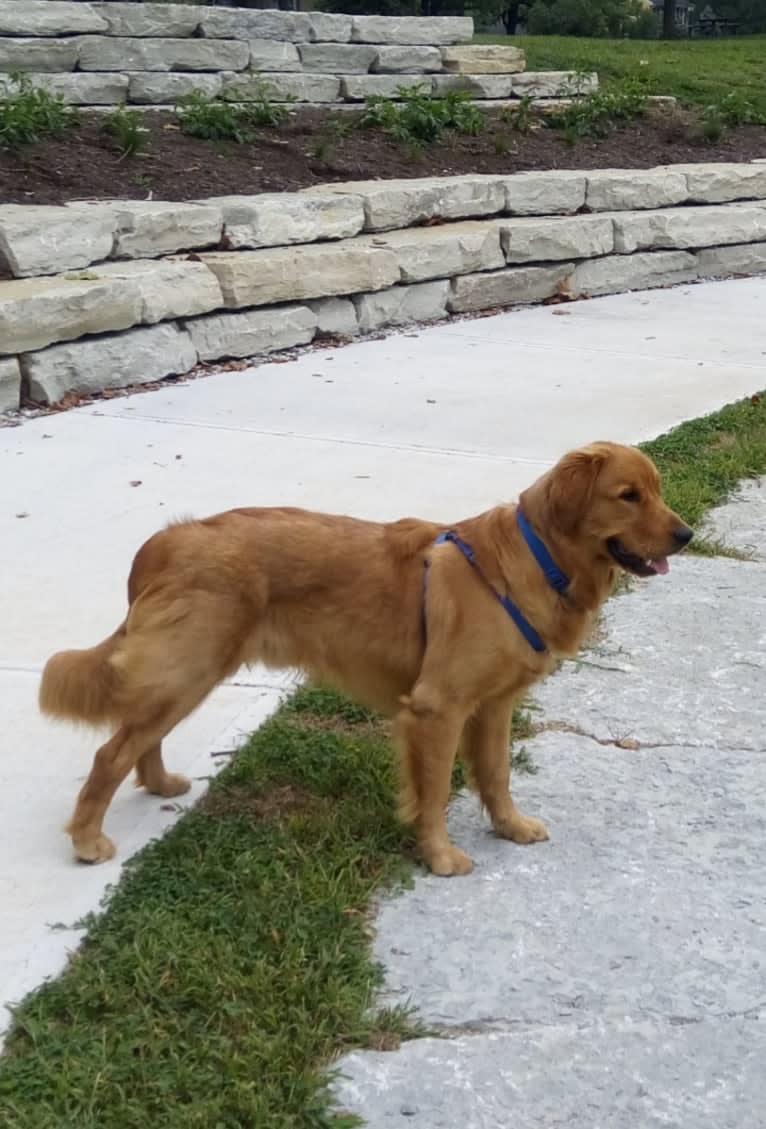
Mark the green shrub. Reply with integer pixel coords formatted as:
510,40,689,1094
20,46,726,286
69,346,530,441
360,83,484,146
103,105,148,157
502,93,536,134
0,73,77,148
546,76,649,139
176,83,287,142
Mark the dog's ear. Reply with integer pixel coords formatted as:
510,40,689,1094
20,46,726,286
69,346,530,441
541,445,609,534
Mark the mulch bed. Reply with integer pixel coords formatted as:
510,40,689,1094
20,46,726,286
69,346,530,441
2,105,766,205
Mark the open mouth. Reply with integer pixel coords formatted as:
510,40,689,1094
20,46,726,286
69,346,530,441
607,538,670,578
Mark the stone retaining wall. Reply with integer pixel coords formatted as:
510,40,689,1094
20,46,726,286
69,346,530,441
2,161,766,411
0,0,597,108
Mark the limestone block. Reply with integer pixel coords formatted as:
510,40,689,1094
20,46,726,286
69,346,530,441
310,176,506,232
340,75,425,101
612,204,766,253
696,242,766,278
431,74,513,99
0,1,107,35
88,260,223,324
199,8,312,42
22,322,198,404
224,73,340,104
249,39,301,73
355,280,449,331
307,297,359,336
308,12,353,42
351,16,473,46
568,251,697,297
0,357,20,412
199,242,399,307
503,171,586,216
13,72,129,105
502,215,614,263
78,36,249,73
364,221,504,283
0,204,116,278
299,44,377,74
0,274,142,354
129,73,223,105
186,304,316,362
209,194,364,250
75,201,224,259
511,71,598,98
585,169,688,212
0,37,79,72
448,263,573,313
441,45,526,74
93,2,202,37
372,46,442,74
674,162,766,204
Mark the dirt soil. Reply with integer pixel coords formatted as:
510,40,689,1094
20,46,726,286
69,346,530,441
2,105,765,205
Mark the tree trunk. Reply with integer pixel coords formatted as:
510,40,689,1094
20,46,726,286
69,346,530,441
502,2,521,33
662,0,676,37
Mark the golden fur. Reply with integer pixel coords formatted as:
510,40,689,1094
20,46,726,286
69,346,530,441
40,441,691,876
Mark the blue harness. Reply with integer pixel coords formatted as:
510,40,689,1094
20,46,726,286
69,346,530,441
422,509,569,654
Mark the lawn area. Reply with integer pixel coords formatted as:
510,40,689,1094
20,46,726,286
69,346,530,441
476,33,766,115
1,393,766,1127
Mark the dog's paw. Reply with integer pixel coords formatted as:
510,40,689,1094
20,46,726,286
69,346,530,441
73,832,116,864
495,812,549,845
153,772,192,799
424,844,475,877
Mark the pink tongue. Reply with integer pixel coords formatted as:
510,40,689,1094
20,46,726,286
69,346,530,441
649,557,670,575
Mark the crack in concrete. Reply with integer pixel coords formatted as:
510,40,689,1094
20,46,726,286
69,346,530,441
527,719,766,756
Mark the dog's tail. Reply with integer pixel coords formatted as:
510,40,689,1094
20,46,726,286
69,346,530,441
39,624,125,726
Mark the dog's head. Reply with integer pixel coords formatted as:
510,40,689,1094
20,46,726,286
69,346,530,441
522,442,692,578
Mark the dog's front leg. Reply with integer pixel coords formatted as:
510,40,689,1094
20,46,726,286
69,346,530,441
395,685,473,877
463,694,549,846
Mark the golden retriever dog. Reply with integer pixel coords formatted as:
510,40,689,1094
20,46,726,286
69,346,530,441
40,441,691,876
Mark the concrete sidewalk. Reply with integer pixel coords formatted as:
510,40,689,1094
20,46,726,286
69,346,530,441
1,275,764,1041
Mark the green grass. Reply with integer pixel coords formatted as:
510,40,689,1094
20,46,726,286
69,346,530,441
476,34,766,116
2,392,766,1125
642,392,766,554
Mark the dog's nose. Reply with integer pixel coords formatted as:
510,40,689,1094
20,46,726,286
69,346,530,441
673,525,693,548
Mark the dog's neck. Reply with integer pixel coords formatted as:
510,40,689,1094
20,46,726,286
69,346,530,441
491,504,615,658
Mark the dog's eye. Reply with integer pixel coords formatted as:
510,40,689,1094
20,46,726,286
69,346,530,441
621,488,641,503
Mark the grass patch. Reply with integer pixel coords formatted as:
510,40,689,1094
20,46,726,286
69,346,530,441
475,34,766,117
2,394,766,1123
640,391,766,550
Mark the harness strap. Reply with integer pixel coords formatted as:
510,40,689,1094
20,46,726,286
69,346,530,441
421,510,569,655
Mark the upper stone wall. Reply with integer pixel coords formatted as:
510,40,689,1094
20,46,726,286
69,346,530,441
0,2,601,108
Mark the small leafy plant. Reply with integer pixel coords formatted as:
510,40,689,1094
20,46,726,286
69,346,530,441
360,83,484,147
176,81,287,142
547,77,649,141
103,105,148,157
0,72,77,148
502,94,536,135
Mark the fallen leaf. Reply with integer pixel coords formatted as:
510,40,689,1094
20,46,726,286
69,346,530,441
552,310,571,317
129,480,142,487
616,737,640,750
15,511,29,519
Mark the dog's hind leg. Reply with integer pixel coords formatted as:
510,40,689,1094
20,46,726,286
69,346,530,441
68,676,218,865
462,694,548,846
395,684,471,877
135,744,192,799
